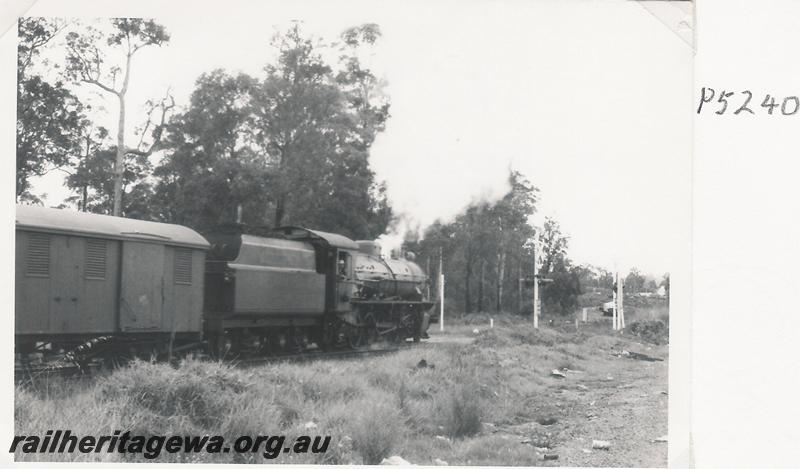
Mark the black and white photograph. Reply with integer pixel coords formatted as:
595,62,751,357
4,0,693,466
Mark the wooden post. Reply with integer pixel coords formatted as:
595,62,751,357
611,269,619,331
533,278,539,329
439,272,445,331
618,276,625,331
582,307,588,322
439,247,444,331
532,238,539,329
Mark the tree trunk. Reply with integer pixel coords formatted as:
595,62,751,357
464,248,473,314
478,260,485,312
81,133,90,212
517,257,522,314
496,250,506,312
113,92,125,216
112,51,132,217
274,142,289,227
274,193,286,227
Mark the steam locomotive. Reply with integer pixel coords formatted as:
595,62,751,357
14,205,434,362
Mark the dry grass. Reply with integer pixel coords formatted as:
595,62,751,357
15,315,668,465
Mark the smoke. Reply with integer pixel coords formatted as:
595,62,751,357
375,213,421,258
365,23,523,255
374,222,409,259
373,180,512,257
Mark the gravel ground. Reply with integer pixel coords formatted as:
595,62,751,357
428,322,668,467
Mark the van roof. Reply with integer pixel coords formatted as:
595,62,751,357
16,205,209,249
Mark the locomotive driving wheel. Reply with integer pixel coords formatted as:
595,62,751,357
363,313,378,345
346,323,366,349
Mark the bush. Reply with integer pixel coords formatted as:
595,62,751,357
541,269,582,315
349,399,403,464
97,358,249,429
629,320,668,344
441,381,483,438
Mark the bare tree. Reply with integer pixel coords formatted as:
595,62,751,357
65,18,169,216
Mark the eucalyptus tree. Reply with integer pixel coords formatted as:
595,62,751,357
151,70,264,228
248,23,392,237
152,23,392,237
413,171,540,313
65,18,169,216
16,18,85,201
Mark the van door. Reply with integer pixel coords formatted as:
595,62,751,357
120,241,164,331
50,235,82,333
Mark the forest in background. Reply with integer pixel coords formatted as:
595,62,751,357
16,17,668,316
17,18,392,239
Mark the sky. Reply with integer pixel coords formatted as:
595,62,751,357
11,0,693,276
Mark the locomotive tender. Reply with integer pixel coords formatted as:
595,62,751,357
15,205,433,360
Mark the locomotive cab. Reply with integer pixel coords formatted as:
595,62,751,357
336,250,356,308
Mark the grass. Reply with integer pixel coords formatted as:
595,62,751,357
15,313,668,465
350,401,403,464
441,380,483,438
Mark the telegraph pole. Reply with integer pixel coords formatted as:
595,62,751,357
618,274,625,330
612,271,618,330
612,269,625,331
533,238,539,329
438,246,444,331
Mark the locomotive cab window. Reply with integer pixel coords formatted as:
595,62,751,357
25,233,50,277
174,248,193,285
337,251,352,278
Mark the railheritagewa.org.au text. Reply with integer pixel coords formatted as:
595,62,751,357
10,430,331,459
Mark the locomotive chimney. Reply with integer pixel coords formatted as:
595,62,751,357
356,241,382,257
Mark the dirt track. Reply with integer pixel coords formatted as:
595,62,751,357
426,323,668,467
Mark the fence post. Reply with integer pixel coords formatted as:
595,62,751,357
532,237,539,329
612,271,619,331
618,277,625,331
439,273,445,331
438,247,444,332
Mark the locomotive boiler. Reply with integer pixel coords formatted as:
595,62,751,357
352,240,429,302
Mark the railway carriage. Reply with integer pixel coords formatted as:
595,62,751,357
15,205,209,355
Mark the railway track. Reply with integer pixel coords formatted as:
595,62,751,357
232,342,413,367
15,341,416,385
14,360,100,384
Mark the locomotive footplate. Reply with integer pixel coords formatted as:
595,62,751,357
350,300,436,308
350,299,435,343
